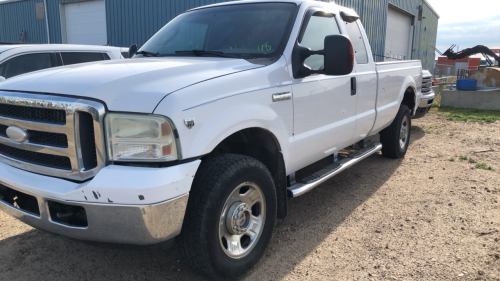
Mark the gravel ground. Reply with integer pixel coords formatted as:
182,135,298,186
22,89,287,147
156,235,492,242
1,112,499,280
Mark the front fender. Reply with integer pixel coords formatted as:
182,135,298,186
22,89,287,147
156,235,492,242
153,56,294,171
189,102,291,160
396,75,418,115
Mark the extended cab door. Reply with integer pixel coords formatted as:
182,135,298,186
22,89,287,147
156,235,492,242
291,10,357,168
343,19,377,141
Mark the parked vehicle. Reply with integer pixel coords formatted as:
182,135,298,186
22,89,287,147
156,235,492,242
0,44,123,80
414,70,435,118
0,1,433,279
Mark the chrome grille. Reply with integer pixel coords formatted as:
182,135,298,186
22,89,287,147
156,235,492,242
0,103,66,124
422,76,432,94
0,91,106,181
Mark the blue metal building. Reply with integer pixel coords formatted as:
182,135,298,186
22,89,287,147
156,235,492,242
0,0,439,70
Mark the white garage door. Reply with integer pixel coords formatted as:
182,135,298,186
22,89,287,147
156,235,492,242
62,0,107,45
384,6,413,61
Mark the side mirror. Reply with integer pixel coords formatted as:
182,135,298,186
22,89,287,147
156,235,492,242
0,76,5,82
129,44,138,58
292,35,354,79
324,35,354,76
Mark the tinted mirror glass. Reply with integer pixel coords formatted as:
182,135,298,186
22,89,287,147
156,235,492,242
324,35,354,76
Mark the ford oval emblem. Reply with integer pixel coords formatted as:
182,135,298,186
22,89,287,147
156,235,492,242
6,126,28,143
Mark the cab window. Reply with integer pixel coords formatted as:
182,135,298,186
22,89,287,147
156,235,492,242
299,11,341,71
345,21,369,64
0,53,53,79
60,52,109,66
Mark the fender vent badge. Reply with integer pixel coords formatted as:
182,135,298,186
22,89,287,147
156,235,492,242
184,118,195,129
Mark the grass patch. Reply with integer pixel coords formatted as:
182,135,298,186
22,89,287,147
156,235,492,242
449,133,455,137
430,106,500,124
459,156,468,161
449,157,455,162
475,163,493,170
468,158,477,164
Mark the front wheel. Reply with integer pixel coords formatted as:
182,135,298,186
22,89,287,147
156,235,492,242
380,104,412,158
179,154,277,280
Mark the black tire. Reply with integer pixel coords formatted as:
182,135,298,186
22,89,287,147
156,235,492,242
178,154,277,280
380,104,412,159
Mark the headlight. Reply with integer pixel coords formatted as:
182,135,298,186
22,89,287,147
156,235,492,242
105,113,178,162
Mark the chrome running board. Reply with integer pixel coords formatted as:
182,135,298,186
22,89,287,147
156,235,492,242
287,143,383,198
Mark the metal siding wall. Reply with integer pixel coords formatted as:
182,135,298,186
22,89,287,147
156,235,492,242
106,0,234,48
418,3,439,71
45,0,88,44
0,0,48,43
335,0,387,62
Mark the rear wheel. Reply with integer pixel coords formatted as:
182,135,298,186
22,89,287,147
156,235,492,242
179,154,276,280
380,104,411,158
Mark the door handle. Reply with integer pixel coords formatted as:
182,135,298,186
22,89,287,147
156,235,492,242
272,92,292,102
351,77,357,96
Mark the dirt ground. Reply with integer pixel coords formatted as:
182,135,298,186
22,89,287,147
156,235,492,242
1,112,499,280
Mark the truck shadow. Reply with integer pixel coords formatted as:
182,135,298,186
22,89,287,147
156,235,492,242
0,127,425,281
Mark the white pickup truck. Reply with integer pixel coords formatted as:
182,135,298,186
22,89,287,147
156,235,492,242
0,0,434,279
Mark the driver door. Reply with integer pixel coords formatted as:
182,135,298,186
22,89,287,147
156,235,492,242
291,10,357,168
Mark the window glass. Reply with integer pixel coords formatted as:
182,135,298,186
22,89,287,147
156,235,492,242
61,52,105,66
0,53,53,79
299,12,341,70
345,21,369,64
139,3,297,58
155,23,208,54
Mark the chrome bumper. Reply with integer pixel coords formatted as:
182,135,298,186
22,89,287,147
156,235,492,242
413,90,436,119
0,183,189,245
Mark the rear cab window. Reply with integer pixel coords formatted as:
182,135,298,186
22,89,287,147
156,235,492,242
0,53,53,79
60,52,110,66
344,20,369,64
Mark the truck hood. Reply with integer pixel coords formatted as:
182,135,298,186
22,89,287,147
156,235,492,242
0,57,263,112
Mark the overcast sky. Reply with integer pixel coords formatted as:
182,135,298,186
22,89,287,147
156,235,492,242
426,0,500,55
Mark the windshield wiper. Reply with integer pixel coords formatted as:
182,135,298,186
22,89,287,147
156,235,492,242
175,50,239,58
135,50,161,57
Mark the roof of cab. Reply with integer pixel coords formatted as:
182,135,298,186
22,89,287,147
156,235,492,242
187,0,320,12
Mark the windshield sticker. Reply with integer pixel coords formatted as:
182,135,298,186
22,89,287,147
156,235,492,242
257,43,272,52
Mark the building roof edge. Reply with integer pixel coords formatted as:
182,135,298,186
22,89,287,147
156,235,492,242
423,0,440,19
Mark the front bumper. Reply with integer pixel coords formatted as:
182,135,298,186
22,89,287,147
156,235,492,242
0,160,201,245
413,90,436,119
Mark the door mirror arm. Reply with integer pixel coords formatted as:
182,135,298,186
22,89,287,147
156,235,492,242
293,47,326,78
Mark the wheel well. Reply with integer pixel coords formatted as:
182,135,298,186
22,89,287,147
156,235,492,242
204,128,288,219
205,128,280,175
402,87,416,114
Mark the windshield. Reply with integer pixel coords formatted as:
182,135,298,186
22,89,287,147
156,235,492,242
138,3,297,58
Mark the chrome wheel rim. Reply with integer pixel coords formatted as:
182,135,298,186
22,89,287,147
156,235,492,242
219,182,266,259
399,115,409,150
